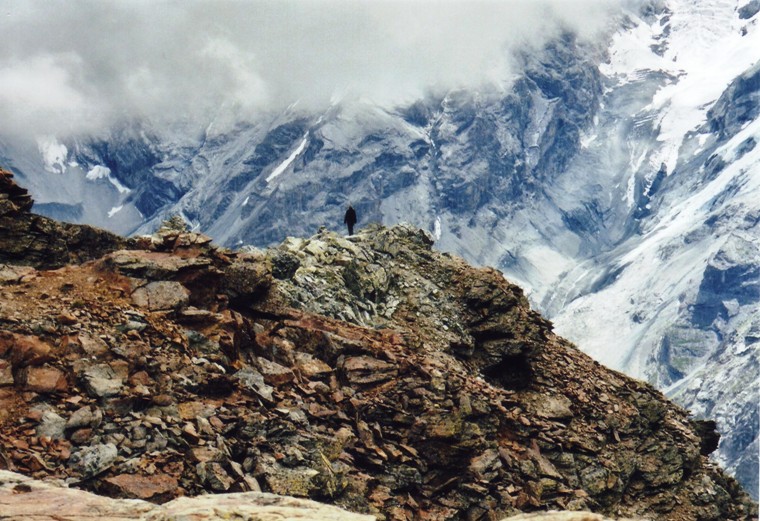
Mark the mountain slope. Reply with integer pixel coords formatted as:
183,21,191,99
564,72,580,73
0,0,758,498
0,176,756,519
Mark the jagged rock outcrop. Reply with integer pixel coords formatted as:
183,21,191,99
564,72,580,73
0,168,126,269
0,173,756,520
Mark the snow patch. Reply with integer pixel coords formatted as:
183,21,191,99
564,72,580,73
86,165,111,180
242,195,250,206
108,176,131,194
266,133,309,183
86,165,131,194
107,205,123,218
433,216,442,241
37,136,68,174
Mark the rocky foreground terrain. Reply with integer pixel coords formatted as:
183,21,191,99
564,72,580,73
0,168,756,520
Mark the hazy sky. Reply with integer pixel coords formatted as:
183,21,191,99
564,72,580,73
0,0,629,138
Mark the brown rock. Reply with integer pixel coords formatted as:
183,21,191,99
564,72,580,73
340,355,397,385
258,357,295,386
57,312,78,326
153,394,175,406
0,360,13,386
189,446,222,463
69,428,93,445
103,472,179,501
17,365,67,393
294,352,333,378
1,333,53,368
178,401,217,420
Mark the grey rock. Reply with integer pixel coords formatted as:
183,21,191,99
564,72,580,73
69,443,118,478
66,406,102,430
82,364,124,398
36,410,67,439
132,281,190,311
233,367,274,402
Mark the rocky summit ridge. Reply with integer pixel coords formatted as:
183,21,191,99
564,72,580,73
0,169,756,520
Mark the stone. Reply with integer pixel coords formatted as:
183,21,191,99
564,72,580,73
1,333,53,368
178,401,217,420
152,394,175,406
469,449,502,482
260,459,320,497
234,367,274,402
103,473,178,501
693,419,721,456
69,428,94,445
0,264,36,283
17,365,67,393
196,461,235,492
82,364,123,398
57,312,78,325
68,443,118,478
103,250,211,280
525,393,574,420
77,333,110,357
294,352,333,378
189,447,221,463
258,357,295,386
340,356,397,385
223,257,272,300
132,281,190,311
35,410,67,439
0,360,13,385
66,406,102,430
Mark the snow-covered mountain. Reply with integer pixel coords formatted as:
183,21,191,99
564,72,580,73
1,0,758,497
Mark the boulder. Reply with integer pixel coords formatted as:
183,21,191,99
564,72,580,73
132,281,190,311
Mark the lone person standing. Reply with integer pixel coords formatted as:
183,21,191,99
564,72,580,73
344,205,357,236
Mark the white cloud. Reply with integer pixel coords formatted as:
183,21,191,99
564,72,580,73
0,0,630,138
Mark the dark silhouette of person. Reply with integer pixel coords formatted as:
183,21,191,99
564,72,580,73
344,205,357,235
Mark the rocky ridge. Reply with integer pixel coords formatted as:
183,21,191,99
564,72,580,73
0,169,126,269
0,171,756,520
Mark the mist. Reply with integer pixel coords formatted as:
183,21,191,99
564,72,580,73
0,0,630,139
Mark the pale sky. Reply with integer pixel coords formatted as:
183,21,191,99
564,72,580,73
0,0,630,138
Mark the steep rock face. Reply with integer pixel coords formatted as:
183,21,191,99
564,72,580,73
0,187,755,520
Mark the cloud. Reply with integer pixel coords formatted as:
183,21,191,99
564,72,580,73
0,0,629,138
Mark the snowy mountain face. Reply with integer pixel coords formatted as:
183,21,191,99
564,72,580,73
1,0,758,498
